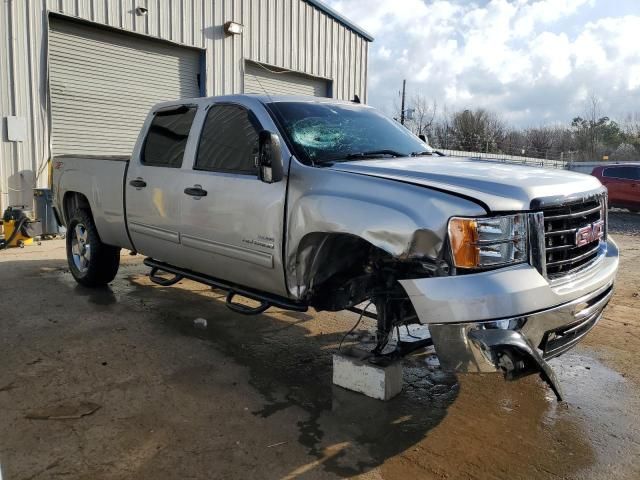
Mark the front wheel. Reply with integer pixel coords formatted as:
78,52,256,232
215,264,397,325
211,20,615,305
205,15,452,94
66,209,120,287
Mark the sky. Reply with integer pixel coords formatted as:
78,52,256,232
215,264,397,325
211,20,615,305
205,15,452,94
326,0,640,127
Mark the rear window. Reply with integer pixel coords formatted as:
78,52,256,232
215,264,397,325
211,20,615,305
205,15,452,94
142,106,197,168
602,166,640,180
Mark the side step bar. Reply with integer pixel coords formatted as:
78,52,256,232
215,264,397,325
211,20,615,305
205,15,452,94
143,258,308,315
149,266,183,286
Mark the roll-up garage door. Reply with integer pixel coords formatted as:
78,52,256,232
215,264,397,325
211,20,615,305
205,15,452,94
49,17,202,156
244,61,329,97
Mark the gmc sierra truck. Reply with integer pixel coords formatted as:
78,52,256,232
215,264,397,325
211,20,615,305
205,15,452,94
53,95,619,400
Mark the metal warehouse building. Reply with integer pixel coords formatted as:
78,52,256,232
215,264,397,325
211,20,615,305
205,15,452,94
0,0,372,212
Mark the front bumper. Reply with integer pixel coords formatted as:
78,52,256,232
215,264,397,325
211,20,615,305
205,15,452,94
399,238,619,400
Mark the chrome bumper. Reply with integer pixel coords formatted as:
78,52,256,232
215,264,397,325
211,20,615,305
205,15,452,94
399,238,619,400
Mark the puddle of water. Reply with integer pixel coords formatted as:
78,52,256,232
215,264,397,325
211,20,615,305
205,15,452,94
548,350,640,479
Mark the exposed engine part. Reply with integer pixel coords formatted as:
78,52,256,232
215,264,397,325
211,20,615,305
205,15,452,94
338,301,372,352
300,235,436,359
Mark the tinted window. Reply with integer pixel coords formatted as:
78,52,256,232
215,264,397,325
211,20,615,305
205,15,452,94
195,105,260,174
603,166,640,180
141,106,196,168
268,101,432,164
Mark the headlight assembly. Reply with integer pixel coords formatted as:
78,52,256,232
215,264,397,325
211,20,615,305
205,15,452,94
448,214,528,269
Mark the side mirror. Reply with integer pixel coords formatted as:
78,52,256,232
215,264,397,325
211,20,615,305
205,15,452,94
418,134,427,142
258,130,284,183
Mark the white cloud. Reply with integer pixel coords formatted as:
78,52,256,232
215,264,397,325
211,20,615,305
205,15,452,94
377,45,392,59
327,0,640,126
529,32,573,80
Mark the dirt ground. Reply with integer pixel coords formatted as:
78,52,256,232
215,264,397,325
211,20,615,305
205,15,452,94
1,212,639,480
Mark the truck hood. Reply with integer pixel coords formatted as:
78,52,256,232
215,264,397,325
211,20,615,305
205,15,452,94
328,156,603,211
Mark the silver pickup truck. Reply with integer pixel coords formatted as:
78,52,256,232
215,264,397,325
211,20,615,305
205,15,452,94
53,95,619,399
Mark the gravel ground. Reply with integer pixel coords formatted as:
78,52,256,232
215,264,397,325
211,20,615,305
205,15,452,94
608,209,640,236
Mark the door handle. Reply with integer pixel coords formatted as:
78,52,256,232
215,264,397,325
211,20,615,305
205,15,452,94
129,179,147,188
184,186,208,197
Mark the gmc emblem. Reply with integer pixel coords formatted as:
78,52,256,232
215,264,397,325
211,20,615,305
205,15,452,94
575,220,605,247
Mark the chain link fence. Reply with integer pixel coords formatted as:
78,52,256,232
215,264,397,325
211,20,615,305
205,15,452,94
439,149,640,175
439,149,569,169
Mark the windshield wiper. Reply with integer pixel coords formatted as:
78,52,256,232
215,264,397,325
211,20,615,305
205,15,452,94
410,150,433,156
344,149,404,159
317,149,407,165
411,149,447,157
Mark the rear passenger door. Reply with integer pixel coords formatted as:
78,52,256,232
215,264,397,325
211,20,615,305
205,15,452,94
602,166,638,207
178,102,289,297
630,167,640,208
126,105,197,266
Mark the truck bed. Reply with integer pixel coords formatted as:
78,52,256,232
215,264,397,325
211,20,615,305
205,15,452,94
53,155,133,250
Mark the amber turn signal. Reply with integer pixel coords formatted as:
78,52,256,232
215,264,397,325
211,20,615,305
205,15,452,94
448,218,479,268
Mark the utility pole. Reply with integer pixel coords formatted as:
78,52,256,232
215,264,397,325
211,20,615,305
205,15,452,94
400,79,406,125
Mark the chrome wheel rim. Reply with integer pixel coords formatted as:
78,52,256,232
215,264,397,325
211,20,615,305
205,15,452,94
71,223,91,273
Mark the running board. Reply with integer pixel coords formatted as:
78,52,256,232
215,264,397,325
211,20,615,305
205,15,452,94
149,266,184,286
143,258,308,315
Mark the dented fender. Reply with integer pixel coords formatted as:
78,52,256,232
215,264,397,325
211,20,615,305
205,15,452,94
285,159,486,298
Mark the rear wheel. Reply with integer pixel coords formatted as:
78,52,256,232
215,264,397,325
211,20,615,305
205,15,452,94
66,209,120,287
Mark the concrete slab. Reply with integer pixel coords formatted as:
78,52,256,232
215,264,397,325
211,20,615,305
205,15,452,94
332,350,403,401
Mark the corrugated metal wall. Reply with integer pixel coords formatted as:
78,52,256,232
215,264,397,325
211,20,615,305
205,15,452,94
49,17,202,155
0,0,370,211
244,61,329,96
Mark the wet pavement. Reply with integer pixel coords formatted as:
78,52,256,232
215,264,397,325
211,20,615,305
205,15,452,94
1,231,639,479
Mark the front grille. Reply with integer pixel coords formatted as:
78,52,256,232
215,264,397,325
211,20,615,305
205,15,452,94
541,195,606,278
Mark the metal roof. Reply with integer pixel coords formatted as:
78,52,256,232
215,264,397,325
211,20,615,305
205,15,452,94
305,0,374,42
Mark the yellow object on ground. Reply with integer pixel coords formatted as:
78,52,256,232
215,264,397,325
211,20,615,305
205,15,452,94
2,219,34,247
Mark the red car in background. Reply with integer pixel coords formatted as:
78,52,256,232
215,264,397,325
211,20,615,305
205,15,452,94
592,164,640,212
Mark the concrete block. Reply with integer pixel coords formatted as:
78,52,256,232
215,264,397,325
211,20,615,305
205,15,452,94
332,351,403,401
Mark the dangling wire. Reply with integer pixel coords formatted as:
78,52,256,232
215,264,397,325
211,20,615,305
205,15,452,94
404,324,422,340
338,301,373,352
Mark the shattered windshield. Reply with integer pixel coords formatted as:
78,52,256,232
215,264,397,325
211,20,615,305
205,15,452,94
268,102,432,164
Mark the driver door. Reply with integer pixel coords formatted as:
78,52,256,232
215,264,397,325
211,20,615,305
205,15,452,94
178,102,289,297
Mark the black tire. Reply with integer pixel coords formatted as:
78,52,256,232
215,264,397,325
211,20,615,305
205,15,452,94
66,209,120,287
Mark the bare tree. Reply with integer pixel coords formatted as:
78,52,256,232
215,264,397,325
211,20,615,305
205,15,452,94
431,104,453,149
526,127,555,158
386,88,638,161
621,113,640,157
571,94,610,160
405,94,437,140
450,109,504,152
611,143,638,161
498,129,527,156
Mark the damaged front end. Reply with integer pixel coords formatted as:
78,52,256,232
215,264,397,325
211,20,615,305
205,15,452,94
285,155,619,400
296,216,617,401
427,285,612,401
401,237,618,401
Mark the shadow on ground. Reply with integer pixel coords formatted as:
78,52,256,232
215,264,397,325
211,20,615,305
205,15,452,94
122,273,459,477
